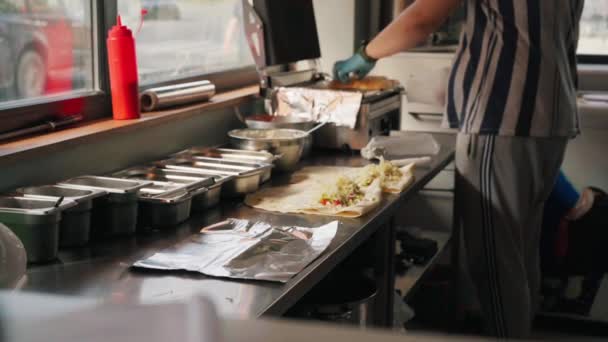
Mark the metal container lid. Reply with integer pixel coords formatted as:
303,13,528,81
16,185,107,204
138,182,194,204
151,169,228,190
0,197,77,225
59,176,150,194
112,167,216,191
158,158,265,178
174,147,277,164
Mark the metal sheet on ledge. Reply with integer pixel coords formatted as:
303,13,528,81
274,87,362,129
133,219,338,283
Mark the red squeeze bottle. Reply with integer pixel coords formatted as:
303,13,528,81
107,15,140,120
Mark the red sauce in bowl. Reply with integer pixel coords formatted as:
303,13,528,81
248,114,275,122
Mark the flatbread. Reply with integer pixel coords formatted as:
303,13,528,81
245,164,415,218
328,76,399,91
245,176,381,218
368,163,416,194
300,178,382,218
244,182,319,214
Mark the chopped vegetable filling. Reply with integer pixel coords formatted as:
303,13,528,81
319,176,365,207
357,159,403,187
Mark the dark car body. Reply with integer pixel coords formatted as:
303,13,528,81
0,0,86,100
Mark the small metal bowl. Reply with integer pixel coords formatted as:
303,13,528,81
244,116,315,158
228,129,308,172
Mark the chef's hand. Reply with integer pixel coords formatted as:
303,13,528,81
333,45,377,83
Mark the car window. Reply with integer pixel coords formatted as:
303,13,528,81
0,0,22,13
0,0,94,107
0,0,260,133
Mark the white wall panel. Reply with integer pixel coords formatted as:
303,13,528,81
563,102,608,190
313,0,356,74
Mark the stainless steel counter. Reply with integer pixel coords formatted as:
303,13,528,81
2,293,489,342
22,134,455,323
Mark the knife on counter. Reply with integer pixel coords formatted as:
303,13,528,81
0,114,84,143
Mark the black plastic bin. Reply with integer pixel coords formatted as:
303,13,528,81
294,274,377,327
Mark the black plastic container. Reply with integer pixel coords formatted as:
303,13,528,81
295,274,377,327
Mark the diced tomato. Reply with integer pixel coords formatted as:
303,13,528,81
333,200,342,206
320,199,330,205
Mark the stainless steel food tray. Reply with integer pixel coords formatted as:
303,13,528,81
136,182,201,231
156,158,263,196
112,167,215,191
147,168,228,209
186,156,273,183
59,176,151,197
0,196,77,219
0,196,78,263
58,176,152,238
13,185,107,248
174,147,278,165
14,185,107,206
112,167,220,210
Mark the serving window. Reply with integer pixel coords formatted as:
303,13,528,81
0,0,256,137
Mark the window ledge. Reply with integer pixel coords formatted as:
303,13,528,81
0,85,259,164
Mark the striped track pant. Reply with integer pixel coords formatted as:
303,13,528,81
455,133,567,338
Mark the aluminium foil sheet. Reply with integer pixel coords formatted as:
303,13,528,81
133,219,338,283
274,87,363,129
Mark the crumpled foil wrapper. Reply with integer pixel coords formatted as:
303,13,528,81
274,87,363,129
360,132,441,160
133,219,338,283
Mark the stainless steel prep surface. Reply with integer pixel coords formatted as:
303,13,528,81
23,134,455,325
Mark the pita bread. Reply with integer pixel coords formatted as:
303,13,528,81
370,163,416,194
328,76,399,91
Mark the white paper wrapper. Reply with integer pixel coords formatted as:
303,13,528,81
133,219,338,283
361,133,441,160
275,87,363,129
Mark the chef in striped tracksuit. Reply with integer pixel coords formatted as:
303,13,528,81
334,0,584,338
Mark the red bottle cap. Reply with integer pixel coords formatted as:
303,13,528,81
108,15,133,38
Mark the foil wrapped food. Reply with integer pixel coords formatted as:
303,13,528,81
133,219,339,283
274,87,363,129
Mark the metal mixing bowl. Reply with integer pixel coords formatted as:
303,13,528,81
244,116,315,158
228,129,308,172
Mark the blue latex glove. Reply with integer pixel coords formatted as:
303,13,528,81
333,48,377,83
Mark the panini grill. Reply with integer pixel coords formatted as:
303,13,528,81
245,0,403,150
